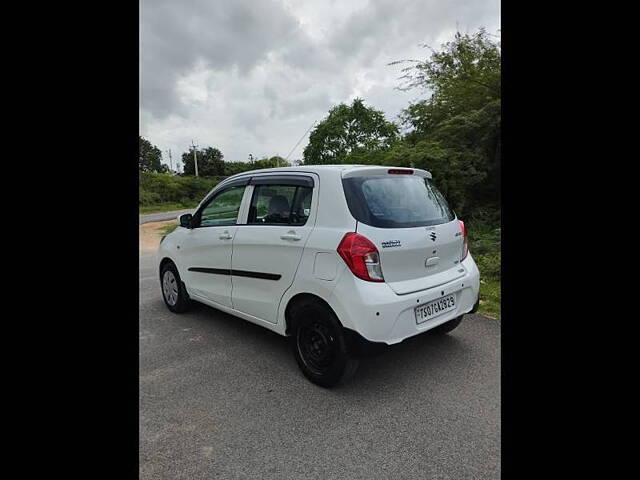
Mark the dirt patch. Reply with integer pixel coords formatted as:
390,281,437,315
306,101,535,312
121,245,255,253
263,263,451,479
140,220,176,254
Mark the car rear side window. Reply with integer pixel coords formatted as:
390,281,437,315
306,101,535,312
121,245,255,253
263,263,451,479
342,176,454,228
248,185,313,226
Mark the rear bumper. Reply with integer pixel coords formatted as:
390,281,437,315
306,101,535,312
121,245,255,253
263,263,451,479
470,295,480,314
328,253,480,345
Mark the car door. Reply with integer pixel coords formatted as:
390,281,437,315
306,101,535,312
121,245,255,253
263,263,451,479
178,181,250,307
231,174,317,324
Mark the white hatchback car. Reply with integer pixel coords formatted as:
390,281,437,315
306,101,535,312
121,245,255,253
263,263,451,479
158,165,480,386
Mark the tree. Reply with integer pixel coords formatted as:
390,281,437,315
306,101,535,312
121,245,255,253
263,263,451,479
139,136,166,172
388,28,501,215
182,146,225,176
393,28,500,129
221,155,290,176
303,98,399,165
251,155,290,169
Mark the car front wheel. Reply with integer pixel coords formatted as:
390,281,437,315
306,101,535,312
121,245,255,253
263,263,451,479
160,261,190,313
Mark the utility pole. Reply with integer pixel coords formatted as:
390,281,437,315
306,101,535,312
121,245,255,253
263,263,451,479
166,149,173,173
191,140,199,177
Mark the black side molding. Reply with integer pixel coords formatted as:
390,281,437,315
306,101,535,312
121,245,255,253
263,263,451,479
188,267,281,281
188,267,231,276
230,269,282,281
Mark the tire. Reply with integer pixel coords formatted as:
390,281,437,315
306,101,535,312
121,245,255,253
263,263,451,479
430,315,463,334
289,299,359,388
160,261,191,313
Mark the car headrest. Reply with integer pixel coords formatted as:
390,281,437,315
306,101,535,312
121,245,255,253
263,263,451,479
268,195,290,215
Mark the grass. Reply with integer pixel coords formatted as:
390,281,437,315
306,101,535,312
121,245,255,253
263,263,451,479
468,221,501,319
139,202,198,214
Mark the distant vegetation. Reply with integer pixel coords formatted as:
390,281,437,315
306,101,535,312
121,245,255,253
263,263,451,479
139,156,293,211
139,173,223,209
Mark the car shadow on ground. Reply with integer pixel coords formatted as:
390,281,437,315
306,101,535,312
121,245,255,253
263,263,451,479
174,299,472,391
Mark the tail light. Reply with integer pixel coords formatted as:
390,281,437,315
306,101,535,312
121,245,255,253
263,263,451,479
459,220,469,261
337,232,384,282
387,168,413,174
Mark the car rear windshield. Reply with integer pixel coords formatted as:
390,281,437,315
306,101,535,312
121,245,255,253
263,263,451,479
342,175,455,228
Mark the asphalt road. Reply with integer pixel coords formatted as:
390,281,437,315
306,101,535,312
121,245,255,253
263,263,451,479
140,252,500,480
140,209,193,225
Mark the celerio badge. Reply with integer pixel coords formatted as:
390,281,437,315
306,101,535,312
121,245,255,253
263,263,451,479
381,240,401,248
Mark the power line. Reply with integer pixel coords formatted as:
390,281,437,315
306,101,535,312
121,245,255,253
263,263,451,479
285,120,316,162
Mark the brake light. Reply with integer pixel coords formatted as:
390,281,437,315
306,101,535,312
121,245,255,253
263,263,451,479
387,168,413,175
337,232,384,282
459,220,469,261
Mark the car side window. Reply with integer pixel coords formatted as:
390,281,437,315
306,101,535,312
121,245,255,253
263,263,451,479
248,185,312,226
195,186,246,227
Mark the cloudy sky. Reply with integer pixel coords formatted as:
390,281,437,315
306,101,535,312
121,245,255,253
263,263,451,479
140,0,500,170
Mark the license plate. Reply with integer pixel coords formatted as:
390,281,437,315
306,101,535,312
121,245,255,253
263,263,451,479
415,294,456,324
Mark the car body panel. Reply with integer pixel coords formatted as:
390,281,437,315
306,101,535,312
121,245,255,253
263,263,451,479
230,173,320,323
356,219,466,295
176,225,237,307
325,252,479,344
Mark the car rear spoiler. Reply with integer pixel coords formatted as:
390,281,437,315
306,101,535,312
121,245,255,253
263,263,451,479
341,166,432,179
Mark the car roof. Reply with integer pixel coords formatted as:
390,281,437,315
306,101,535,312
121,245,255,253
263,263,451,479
224,164,430,181
226,165,362,176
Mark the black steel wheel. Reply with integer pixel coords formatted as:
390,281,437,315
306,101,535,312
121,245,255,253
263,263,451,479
289,299,358,387
297,320,338,376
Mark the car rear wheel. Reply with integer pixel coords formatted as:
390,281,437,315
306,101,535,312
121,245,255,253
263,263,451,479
160,261,190,313
289,300,358,387
430,315,463,334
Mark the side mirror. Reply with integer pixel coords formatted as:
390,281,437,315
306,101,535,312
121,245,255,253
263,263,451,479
178,213,193,228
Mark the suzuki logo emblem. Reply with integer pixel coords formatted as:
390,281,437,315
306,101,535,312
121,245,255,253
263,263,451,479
429,232,437,241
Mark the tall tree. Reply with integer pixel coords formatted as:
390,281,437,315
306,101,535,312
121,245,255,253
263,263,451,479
303,98,399,165
182,146,225,176
389,29,501,214
139,136,166,172
393,28,500,131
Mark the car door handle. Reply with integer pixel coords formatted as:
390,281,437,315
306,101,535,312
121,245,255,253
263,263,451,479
280,231,301,241
219,231,233,240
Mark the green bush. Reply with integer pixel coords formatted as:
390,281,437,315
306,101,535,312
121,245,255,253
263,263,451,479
139,190,161,206
139,172,222,206
467,218,500,318
468,222,501,256
474,252,501,281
